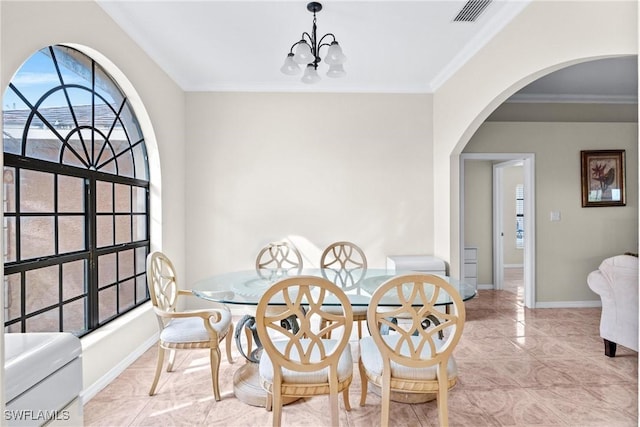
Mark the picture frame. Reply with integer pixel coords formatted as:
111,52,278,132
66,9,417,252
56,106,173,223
581,149,626,207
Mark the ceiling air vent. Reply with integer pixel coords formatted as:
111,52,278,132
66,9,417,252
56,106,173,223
453,0,492,22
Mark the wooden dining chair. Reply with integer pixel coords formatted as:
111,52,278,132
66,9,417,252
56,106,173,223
146,251,234,400
358,273,466,427
241,241,305,358
255,276,354,427
320,241,368,338
256,241,303,277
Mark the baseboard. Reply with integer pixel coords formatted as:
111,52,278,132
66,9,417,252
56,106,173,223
477,284,494,290
80,333,158,404
534,300,602,308
504,264,524,268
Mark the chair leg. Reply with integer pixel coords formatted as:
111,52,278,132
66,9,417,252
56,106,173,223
330,391,339,427
210,347,222,401
166,349,177,372
604,339,617,357
342,386,351,411
358,359,368,406
437,378,449,427
265,391,273,411
357,319,362,339
380,377,391,427
149,345,165,396
272,388,283,427
226,323,235,363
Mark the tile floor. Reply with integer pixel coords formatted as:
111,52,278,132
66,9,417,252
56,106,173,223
84,274,638,426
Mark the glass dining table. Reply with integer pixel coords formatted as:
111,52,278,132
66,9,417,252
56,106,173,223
191,268,477,406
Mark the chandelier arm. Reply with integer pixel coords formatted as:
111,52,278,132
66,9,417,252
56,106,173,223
317,33,336,48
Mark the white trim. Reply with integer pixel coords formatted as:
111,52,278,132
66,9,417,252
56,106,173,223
504,264,524,268
477,284,495,290
506,93,638,104
535,301,602,309
80,333,158,404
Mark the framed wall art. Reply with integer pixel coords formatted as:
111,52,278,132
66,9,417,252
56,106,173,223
581,149,626,207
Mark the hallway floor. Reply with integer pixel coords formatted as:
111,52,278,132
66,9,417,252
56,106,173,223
84,287,638,426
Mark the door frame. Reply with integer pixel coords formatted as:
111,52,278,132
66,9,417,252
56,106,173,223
460,153,536,308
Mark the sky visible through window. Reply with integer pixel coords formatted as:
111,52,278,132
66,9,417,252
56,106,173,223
4,48,92,111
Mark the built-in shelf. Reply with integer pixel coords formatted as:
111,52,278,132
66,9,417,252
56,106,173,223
463,247,478,286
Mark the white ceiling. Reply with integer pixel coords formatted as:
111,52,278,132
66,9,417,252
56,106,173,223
97,0,637,100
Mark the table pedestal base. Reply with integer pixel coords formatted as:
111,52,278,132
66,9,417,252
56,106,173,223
233,362,299,407
369,383,436,403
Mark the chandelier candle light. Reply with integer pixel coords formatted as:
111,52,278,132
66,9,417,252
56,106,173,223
280,2,347,84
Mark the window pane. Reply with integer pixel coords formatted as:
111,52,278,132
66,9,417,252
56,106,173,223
20,170,54,213
132,186,146,213
135,246,147,274
9,48,59,107
114,184,131,212
25,265,59,314
96,215,114,247
63,298,86,335
4,167,16,213
98,253,117,288
136,275,148,303
115,215,131,244
119,279,135,312
120,101,143,144
99,286,117,323
118,249,134,281
26,309,59,333
4,217,16,263
3,95,31,156
20,217,55,259
58,216,85,253
133,214,146,242
132,142,149,180
25,129,64,163
96,181,113,213
63,260,86,300
5,273,22,322
62,131,90,168
58,175,84,213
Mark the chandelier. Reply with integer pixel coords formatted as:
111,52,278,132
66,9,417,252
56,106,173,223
280,2,347,84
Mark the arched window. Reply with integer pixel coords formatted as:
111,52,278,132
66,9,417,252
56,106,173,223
2,45,150,336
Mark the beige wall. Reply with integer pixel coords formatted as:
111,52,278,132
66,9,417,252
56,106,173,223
184,92,434,283
464,122,638,303
463,160,493,285
1,0,186,398
433,0,637,278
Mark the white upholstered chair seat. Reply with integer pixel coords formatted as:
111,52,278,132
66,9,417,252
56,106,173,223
259,339,353,385
161,310,232,345
359,335,457,381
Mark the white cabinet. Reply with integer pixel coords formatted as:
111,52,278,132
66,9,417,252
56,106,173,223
463,247,478,286
386,255,446,275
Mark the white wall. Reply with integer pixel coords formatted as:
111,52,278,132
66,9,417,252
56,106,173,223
465,121,638,303
184,92,434,283
1,0,186,399
433,0,637,277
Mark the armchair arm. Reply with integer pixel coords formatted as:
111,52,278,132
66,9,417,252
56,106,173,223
587,270,613,300
152,306,223,323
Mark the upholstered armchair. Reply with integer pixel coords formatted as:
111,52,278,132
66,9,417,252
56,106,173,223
587,254,639,357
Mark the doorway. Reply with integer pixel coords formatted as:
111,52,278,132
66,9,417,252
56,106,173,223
460,153,536,308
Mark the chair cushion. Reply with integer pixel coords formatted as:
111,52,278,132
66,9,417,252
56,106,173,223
259,339,353,384
160,309,232,344
359,335,457,381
